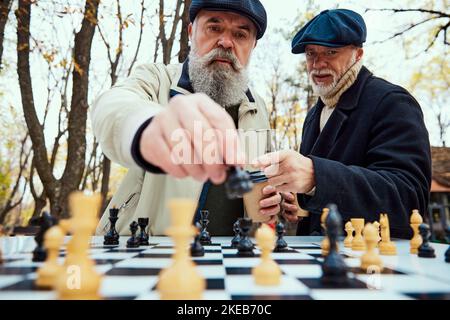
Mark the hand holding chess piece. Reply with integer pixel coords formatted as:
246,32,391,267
252,224,281,285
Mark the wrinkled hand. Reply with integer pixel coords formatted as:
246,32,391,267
280,192,300,223
140,93,244,184
258,185,281,224
254,150,316,194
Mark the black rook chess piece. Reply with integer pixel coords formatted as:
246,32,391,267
126,221,140,248
321,204,349,285
237,218,254,257
137,218,150,246
418,223,436,258
31,211,57,262
190,222,205,257
199,210,212,245
104,207,120,245
231,220,241,248
225,167,253,199
274,221,288,252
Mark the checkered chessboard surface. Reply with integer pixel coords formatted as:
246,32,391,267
0,236,449,300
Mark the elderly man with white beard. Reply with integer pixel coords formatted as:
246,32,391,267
255,9,431,239
92,0,281,236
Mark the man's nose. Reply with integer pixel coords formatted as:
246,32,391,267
217,34,233,50
312,56,327,69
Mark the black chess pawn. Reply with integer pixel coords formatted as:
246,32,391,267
321,204,349,285
199,210,212,245
137,218,150,246
274,221,288,252
225,167,253,199
31,211,57,262
231,220,241,248
191,222,205,257
104,207,120,245
418,223,436,258
126,221,140,248
237,218,254,257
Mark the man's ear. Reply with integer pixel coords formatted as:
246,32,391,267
356,47,364,61
188,22,193,40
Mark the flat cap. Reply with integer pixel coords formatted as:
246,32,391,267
189,0,267,40
291,9,367,54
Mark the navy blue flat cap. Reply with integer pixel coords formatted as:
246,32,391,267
292,9,367,54
189,0,267,39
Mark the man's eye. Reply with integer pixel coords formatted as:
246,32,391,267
208,25,221,32
327,50,337,55
235,32,247,39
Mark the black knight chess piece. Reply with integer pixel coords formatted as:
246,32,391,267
31,211,57,262
137,218,150,246
418,223,436,258
321,204,349,285
126,221,140,248
104,207,120,245
231,220,241,248
225,167,253,199
190,222,205,257
237,218,254,257
199,210,212,245
274,221,288,252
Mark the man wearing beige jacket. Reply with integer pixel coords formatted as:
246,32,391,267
92,0,281,236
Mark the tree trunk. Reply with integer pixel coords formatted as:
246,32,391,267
178,0,191,62
58,0,100,217
100,156,111,212
0,0,12,68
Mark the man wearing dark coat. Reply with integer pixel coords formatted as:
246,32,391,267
255,9,431,239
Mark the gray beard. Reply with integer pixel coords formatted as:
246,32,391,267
188,49,249,108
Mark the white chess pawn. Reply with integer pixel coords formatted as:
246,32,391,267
252,224,281,285
36,225,65,288
410,210,423,254
360,223,384,272
343,221,354,248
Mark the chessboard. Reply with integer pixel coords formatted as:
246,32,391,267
0,236,449,300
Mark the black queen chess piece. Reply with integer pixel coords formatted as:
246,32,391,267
31,211,57,262
418,223,436,258
104,207,120,245
199,210,212,245
321,204,349,285
137,218,150,246
274,221,288,252
126,221,140,248
237,218,255,257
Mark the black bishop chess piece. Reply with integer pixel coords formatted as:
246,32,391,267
445,226,449,263
199,210,212,245
225,167,253,199
418,223,436,258
190,222,205,257
137,218,150,246
126,221,140,248
321,204,349,285
237,218,254,257
231,220,241,248
274,221,288,252
104,207,120,245
31,211,57,262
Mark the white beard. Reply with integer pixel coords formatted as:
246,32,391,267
188,44,249,108
309,52,357,97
